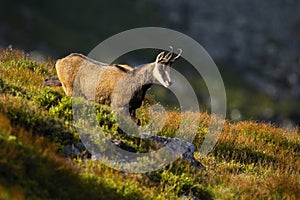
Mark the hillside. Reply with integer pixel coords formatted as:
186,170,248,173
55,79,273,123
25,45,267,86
0,48,299,199
1,0,299,125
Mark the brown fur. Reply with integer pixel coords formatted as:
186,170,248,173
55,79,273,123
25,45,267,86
55,53,134,103
95,67,129,104
56,54,85,96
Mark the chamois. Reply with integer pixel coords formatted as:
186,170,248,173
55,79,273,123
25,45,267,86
45,49,182,123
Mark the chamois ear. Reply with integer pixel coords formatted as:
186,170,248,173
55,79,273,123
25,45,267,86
155,51,165,63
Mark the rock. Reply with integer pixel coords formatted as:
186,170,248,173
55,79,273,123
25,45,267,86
141,134,206,169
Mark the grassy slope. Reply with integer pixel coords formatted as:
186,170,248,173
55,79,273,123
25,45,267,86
0,49,299,199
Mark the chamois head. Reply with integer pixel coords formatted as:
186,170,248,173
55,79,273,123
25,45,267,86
153,47,182,87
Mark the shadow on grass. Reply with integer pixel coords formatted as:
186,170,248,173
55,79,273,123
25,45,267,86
213,142,279,166
0,129,144,200
0,96,77,148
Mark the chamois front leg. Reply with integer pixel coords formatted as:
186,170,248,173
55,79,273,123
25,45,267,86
128,84,152,125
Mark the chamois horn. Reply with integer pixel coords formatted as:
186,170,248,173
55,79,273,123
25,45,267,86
170,48,182,63
161,46,174,63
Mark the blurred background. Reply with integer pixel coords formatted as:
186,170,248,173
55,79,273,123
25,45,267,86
0,0,299,127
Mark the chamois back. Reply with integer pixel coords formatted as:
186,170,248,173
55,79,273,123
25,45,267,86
55,53,134,102
95,65,133,104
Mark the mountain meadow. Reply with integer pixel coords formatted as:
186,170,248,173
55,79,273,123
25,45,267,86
0,48,299,199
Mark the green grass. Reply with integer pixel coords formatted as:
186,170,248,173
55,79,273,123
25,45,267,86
0,48,299,199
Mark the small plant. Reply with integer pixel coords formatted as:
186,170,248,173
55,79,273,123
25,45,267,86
34,87,63,109
96,105,118,132
49,96,73,120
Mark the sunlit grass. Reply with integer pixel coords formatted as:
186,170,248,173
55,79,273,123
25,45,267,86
0,48,299,199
